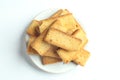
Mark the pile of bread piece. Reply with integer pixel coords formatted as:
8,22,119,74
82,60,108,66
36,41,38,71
26,9,90,66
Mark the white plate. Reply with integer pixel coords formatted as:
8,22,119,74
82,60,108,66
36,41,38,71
25,9,77,73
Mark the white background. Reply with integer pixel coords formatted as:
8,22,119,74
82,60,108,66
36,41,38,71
0,0,120,80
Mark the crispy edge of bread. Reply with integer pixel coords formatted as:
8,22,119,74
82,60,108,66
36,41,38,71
60,9,70,15
74,18,86,34
39,13,72,33
26,20,41,36
44,28,82,51
56,14,78,34
72,29,88,48
27,36,38,54
50,9,63,18
41,56,62,65
31,29,52,56
35,26,40,36
51,9,70,18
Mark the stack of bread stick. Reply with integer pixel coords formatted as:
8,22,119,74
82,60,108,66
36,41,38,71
26,9,90,66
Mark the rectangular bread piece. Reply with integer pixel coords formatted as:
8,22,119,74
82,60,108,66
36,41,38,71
73,49,90,66
41,56,62,65
44,28,82,51
57,49,80,63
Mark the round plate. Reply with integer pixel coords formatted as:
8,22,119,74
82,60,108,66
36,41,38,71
25,9,77,73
